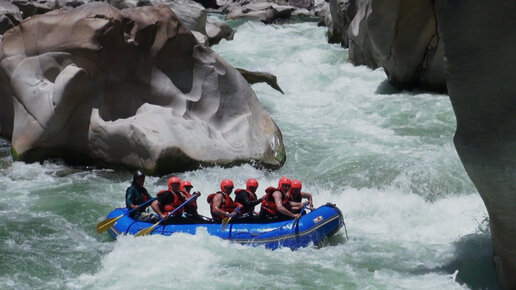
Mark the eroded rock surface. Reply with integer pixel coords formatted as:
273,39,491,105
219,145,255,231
327,0,356,46
109,0,208,35
437,1,516,288
206,15,234,45
225,1,296,23
347,0,445,92
0,1,23,35
0,2,285,174
237,68,284,94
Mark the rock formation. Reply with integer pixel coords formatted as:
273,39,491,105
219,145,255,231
109,0,233,46
109,0,208,35
225,1,296,24
436,1,516,288
206,15,234,45
218,0,319,19
0,2,23,35
236,68,284,94
346,0,446,92
0,3,285,174
327,0,356,46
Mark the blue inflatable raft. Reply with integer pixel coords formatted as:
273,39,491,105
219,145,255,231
105,203,345,250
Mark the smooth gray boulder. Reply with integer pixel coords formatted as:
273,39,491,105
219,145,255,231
347,0,446,92
109,0,207,35
437,1,516,288
225,1,296,24
0,2,285,174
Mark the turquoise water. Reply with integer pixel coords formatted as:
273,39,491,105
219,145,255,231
0,20,497,289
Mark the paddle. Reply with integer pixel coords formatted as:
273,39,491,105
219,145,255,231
96,197,157,234
135,192,200,237
221,206,242,231
291,202,309,230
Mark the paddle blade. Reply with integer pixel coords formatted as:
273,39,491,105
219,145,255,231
221,217,232,231
135,222,159,237
96,216,122,234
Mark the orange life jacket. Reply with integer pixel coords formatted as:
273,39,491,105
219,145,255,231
260,186,290,216
157,190,184,216
207,191,239,219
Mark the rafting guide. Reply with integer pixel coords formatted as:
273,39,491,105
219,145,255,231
125,171,159,223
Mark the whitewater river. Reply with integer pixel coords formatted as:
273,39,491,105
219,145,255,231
0,19,499,289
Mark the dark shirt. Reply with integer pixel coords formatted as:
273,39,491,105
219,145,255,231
235,189,263,214
291,193,302,203
125,184,152,212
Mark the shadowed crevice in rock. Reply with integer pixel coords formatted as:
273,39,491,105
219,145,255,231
438,234,500,290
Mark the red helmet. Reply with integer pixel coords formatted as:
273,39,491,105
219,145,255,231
278,177,291,188
220,179,234,191
168,176,181,189
246,178,259,190
180,180,192,191
291,179,302,190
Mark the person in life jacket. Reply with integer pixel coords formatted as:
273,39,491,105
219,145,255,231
234,178,263,220
259,177,301,221
125,170,157,222
151,176,189,223
207,179,242,221
288,179,314,213
180,180,203,221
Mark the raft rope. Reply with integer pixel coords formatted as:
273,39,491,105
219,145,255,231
231,207,314,238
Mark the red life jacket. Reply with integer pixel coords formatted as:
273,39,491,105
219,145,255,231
138,187,149,203
207,191,239,219
182,190,198,208
260,186,290,216
235,188,257,201
157,190,184,216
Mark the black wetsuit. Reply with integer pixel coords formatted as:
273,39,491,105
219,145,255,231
233,189,264,223
235,189,263,215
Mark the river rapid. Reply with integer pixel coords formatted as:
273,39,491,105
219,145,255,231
0,19,498,289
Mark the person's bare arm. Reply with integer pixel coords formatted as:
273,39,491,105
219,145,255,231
301,192,314,209
212,194,229,217
151,200,167,219
273,191,300,218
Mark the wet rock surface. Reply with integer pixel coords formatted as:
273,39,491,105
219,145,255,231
437,1,516,288
0,3,285,174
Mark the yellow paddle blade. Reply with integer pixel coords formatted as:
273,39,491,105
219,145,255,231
221,217,232,231
96,215,122,234
135,222,160,237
